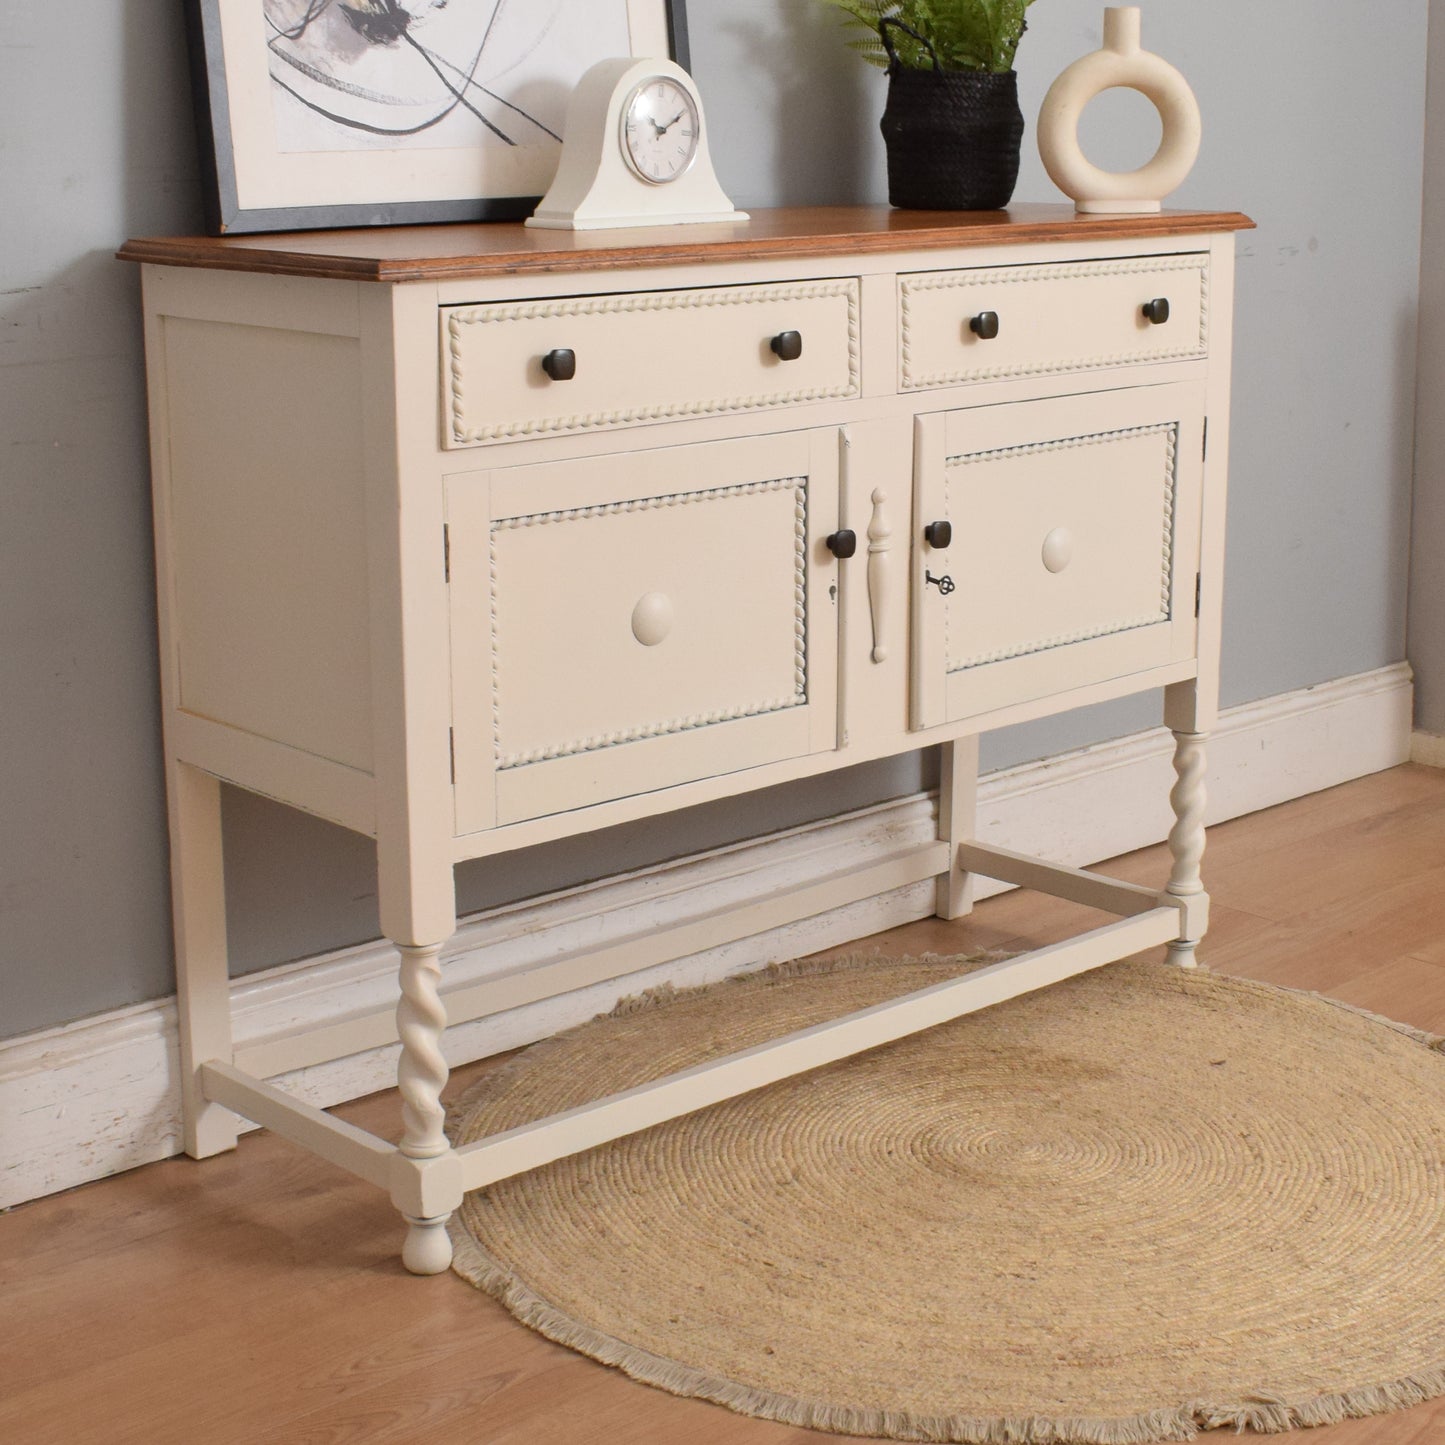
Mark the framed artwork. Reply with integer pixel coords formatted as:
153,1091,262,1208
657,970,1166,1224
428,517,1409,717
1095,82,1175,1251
185,1,692,234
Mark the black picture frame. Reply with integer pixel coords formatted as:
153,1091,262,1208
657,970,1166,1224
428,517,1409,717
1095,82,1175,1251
184,1,692,235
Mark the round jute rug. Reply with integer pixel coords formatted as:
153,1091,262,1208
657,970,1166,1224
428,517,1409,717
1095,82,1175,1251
448,955,1445,1443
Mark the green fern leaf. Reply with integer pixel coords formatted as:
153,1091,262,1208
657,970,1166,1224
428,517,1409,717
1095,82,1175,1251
818,0,1039,73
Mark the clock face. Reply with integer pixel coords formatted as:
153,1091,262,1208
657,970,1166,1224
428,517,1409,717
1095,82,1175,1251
621,77,700,185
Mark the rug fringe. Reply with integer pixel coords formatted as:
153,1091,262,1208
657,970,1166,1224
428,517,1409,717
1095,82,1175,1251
1279,986,1445,1049
602,949,1010,1021
449,1216,1445,1444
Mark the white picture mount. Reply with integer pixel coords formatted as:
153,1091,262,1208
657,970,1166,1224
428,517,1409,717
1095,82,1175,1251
527,57,748,231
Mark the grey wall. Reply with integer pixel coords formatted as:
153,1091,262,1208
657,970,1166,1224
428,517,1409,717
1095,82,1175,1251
0,0,1426,1040
1414,0,1445,738
2,2,201,1036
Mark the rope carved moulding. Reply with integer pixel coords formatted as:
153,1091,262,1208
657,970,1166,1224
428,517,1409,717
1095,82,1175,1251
447,281,862,444
488,479,810,770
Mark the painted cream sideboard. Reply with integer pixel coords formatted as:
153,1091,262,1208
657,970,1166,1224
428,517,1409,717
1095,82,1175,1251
120,205,1253,1274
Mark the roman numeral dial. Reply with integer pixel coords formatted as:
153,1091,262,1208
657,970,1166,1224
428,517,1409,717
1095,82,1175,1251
622,76,700,185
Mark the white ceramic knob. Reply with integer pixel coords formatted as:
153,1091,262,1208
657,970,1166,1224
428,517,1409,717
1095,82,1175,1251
1037,7,1201,215
1041,527,1075,574
631,592,674,647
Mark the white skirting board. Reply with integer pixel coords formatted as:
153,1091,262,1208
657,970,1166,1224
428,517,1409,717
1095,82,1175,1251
1413,730,1445,767
0,662,1413,1211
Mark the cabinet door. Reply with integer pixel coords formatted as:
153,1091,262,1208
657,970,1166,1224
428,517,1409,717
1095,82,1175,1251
448,430,841,832
911,383,1205,728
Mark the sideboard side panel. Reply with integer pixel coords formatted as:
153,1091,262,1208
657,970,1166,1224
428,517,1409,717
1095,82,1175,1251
157,309,374,775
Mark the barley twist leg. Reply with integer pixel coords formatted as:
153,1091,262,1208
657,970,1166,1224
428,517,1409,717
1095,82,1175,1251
1165,729,1209,969
396,942,453,1273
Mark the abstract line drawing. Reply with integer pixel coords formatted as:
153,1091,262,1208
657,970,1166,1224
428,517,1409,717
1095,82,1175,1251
263,0,627,153
185,0,686,231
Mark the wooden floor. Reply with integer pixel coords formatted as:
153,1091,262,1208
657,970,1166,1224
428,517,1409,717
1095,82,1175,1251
5,764,1445,1445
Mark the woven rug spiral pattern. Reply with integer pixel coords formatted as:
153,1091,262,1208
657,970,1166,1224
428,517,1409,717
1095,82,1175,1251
448,956,1445,1443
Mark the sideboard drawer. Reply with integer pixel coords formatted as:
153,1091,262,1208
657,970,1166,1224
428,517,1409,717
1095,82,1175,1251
899,253,1208,391
442,280,860,448
911,383,1205,727
447,429,841,831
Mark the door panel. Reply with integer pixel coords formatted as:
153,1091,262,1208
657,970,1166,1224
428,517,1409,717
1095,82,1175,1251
448,429,841,832
912,384,1205,728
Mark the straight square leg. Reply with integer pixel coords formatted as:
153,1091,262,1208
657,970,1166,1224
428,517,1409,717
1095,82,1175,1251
168,762,239,1158
936,735,980,920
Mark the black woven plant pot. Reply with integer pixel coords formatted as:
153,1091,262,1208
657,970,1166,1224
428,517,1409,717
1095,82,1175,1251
879,24,1025,211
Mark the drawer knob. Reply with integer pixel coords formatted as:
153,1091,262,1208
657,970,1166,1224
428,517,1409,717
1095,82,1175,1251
969,311,1000,341
541,347,577,381
770,329,804,361
1042,527,1075,574
923,519,952,549
826,529,858,560
630,592,674,647
1142,297,1171,325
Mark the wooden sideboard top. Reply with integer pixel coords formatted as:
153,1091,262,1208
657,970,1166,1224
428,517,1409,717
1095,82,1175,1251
117,204,1254,285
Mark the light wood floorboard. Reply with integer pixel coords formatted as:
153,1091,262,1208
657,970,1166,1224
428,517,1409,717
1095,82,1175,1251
4,764,1444,1443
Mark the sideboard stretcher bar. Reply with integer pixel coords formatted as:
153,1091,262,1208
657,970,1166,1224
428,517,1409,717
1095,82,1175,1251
122,205,1252,1273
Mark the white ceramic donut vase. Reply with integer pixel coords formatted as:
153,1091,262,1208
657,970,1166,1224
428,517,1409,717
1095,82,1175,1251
1038,7,1201,214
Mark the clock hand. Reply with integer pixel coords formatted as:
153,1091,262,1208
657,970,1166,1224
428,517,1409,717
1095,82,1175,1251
658,110,686,133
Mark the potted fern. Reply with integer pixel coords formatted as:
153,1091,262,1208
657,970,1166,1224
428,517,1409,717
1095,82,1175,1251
821,1,1038,210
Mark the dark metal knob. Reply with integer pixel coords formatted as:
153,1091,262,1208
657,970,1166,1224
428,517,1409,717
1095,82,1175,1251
826,529,857,560
969,311,1000,341
541,347,576,381
924,519,952,549
1142,298,1171,325
770,330,803,361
